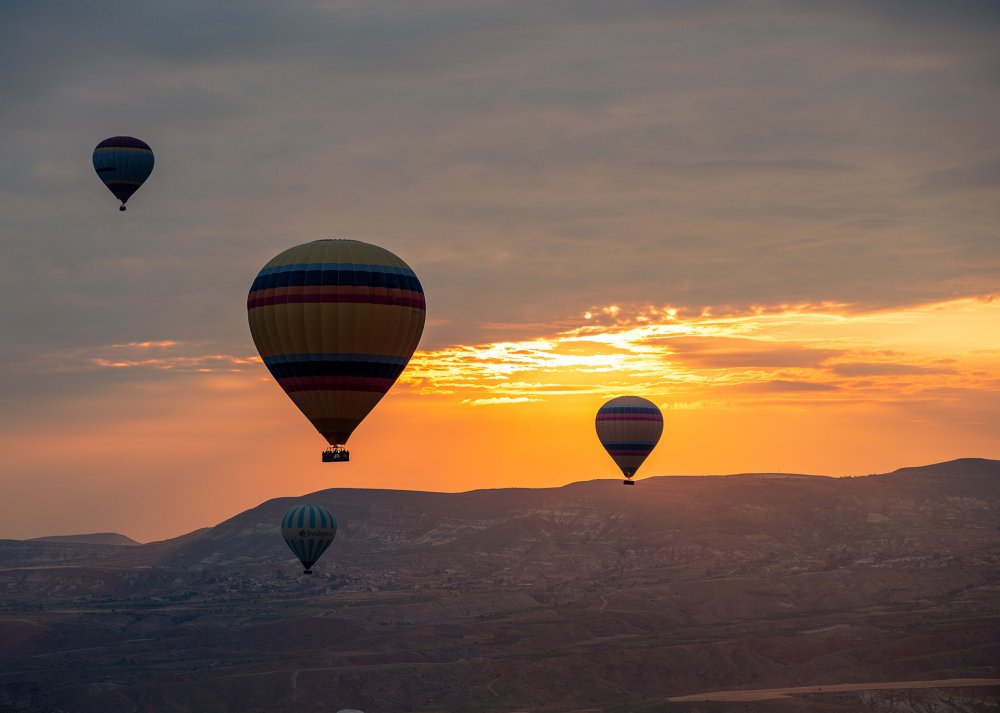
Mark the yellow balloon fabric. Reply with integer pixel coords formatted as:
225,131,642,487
247,240,425,446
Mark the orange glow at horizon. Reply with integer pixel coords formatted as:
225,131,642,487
1,295,998,542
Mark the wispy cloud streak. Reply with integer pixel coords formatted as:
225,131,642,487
403,296,1000,409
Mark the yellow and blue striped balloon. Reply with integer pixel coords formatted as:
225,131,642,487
92,136,154,211
247,239,426,452
596,396,663,480
281,504,337,574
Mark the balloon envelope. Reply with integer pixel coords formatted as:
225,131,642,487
92,136,154,209
247,239,426,447
281,504,337,572
595,395,663,478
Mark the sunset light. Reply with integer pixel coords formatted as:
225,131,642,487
3,296,995,542
3,3,999,709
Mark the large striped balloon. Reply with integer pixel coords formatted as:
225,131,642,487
281,504,337,574
92,136,154,211
247,239,426,451
595,395,663,479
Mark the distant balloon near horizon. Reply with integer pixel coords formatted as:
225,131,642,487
247,239,426,459
281,504,337,574
92,136,154,211
596,395,663,484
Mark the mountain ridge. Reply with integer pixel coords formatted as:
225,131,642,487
6,457,998,554
28,532,140,546
1,457,997,712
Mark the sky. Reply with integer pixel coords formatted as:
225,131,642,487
1,1,998,541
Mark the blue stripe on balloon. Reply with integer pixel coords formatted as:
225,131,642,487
256,262,416,278
249,264,422,293
598,406,661,415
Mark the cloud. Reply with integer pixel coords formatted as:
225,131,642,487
665,337,844,369
3,293,1000,540
462,396,541,407
725,380,838,394
918,160,1000,191
829,362,958,377
2,1,999,409
400,297,1000,410
20,340,260,378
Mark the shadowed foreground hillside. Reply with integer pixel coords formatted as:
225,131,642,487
1,458,999,712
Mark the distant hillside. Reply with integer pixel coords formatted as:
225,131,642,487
29,532,140,546
1,458,998,713
892,456,1000,479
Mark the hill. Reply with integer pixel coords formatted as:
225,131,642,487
1,459,998,712
28,532,140,546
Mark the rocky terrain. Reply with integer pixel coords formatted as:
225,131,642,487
1,458,999,712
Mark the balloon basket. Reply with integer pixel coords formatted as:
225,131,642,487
623,479,635,486
323,448,350,463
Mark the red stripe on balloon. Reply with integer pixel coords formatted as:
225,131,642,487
248,291,425,310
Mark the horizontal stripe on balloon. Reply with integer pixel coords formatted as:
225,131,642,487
248,283,424,302
264,359,407,380
95,136,152,150
277,375,397,393
93,150,153,161
264,353,411,366
249,264,423,293
596,414,663,422
247,290,425,310
256,261,417,277
598,406,662,415
603,441,659,449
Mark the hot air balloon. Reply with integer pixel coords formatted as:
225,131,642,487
247,239,426,462
281,504,337,574
92,136,154,211
596,395,663,485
